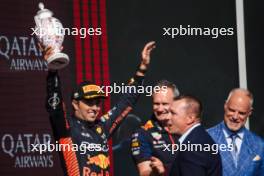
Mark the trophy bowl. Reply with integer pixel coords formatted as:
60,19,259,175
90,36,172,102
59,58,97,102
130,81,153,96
34,2,69,70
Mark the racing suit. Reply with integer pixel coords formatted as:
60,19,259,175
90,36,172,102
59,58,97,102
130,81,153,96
46,71,144,176
131,116,179,175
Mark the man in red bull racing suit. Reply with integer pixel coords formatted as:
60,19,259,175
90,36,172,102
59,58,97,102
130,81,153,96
131,80,180,176
44,41,156,176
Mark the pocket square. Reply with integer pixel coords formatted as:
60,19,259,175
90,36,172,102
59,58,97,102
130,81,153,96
253,155,261,161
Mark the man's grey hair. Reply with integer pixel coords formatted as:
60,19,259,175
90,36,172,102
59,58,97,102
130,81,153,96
155,80,180,98
226,88,254,107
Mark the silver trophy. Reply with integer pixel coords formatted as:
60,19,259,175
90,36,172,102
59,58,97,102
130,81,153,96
34,2,69,70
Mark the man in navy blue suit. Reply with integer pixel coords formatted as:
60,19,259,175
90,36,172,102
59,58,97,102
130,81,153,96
168,95,222,176
208,88,264,176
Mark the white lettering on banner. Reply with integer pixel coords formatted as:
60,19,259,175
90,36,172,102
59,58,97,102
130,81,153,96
1,133,54,168
9,58,47,71
0,35,10,59
14,155,53,168
0,35,48,71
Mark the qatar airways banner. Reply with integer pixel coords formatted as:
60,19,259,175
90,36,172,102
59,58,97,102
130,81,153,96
0,0,110,175
0,1,73,175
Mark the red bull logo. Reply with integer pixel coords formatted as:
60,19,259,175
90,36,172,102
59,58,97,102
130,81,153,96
87,154,110,169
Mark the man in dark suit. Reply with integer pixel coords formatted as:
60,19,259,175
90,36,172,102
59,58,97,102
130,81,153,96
167,95,222,176
208,88,264,176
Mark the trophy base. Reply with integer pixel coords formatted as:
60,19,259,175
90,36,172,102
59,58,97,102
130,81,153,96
47,52,69,70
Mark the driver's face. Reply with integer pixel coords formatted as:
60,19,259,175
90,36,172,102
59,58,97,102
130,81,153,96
73,98,102,122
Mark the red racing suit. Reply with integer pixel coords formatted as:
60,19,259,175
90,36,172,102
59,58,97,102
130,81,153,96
46,71,144,176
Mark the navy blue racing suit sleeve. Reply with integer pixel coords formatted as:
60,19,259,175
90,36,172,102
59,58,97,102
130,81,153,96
46,71,70,140
131,128,152,164
100,75,144,138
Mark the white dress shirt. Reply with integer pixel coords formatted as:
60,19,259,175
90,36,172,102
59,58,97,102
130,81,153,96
223,128,244,155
